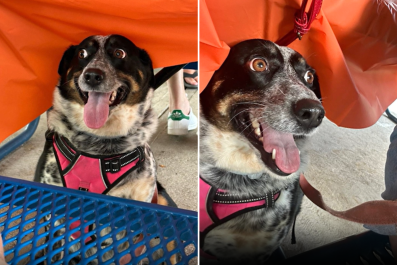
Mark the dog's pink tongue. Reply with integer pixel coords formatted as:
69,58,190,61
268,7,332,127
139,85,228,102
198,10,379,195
261,125,300,174
84,91,112,129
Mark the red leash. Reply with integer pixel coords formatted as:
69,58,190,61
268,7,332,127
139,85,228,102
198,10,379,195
276,0,323,46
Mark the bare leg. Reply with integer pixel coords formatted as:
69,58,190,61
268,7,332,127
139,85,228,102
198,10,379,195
167,69,190,115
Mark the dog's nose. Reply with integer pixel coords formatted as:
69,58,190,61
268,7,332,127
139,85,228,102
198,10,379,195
84,68,104,87
293,99,325,129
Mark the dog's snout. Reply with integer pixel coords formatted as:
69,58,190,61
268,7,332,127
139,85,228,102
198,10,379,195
84,68,104,87
293,99,325,129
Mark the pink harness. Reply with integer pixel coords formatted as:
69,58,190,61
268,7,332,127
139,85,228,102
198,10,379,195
47,131,145,242
200,177,281,259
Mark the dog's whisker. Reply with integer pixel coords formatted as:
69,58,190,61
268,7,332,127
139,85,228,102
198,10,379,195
227,109,250,126
239,126,256,138
234,102,267,108
305,52,317,60
277,88,285,95
60,79,75,87
239,120,256,135
240,126,254,137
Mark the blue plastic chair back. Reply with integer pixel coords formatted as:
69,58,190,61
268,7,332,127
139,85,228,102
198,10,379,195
0,176,197,265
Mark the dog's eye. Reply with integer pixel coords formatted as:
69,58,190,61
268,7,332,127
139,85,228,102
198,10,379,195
304,71,314,84
250,58,267,72
78,49,88,59
114,49,126,59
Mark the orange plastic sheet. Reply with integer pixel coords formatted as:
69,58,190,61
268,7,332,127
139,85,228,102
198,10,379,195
0,0,197,143
200,0,397,128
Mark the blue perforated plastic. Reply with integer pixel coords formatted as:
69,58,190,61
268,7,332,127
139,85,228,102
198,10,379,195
0,176,197,265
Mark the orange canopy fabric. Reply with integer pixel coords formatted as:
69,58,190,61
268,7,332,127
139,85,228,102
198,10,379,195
200,0,397,129
0,0,197,143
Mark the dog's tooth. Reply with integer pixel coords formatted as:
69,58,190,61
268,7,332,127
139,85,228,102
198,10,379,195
255,127,261,136
252,119,260,129
259,137,263,142
299,150,301,155
108,91,116,103
272,149,276,160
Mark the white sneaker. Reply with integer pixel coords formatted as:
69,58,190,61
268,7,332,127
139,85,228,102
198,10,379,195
167,108,198,135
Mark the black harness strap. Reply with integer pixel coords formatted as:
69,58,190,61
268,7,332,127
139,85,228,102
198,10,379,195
153,64,186,90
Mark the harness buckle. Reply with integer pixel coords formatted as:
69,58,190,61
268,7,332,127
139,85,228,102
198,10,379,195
109,158,121,172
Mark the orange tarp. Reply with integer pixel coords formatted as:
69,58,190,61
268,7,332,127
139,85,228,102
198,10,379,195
200,0,397,128
0,0,197,143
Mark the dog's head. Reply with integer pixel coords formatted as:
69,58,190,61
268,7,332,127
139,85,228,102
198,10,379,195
201,39,324,177
56,35,154,131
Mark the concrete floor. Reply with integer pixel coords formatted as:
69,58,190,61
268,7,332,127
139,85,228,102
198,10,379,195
0,81,198,212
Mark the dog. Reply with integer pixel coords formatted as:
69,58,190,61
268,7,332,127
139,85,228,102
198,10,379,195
200,39,324,264
34,35,177,264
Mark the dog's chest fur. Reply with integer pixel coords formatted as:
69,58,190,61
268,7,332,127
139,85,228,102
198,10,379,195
35,88,158,203
200,117,304,263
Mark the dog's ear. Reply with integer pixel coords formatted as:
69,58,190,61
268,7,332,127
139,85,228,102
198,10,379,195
139,49,151,64
58,45,77,76
312,72,322,100
139,49,155,87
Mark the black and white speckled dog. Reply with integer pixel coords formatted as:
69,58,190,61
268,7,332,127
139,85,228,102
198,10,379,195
34,35,176,263
200,39,324,264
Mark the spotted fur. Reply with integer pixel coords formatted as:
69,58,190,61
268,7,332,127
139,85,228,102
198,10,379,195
34,35,176,264
200,39,323,264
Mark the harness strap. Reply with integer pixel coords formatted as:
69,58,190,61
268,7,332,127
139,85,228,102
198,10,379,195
49,131,145,192
300,174,397,224
291,214,297,244
53,133,145,174
200,177,281,258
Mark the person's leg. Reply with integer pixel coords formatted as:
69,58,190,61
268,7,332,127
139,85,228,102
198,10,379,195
168,69,190,115
167,69,197,135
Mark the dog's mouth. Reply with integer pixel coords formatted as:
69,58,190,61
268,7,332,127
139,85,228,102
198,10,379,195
233,108,303,176
74,78,128,129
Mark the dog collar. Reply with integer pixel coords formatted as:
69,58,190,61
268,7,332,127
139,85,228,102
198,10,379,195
199,176,281,259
